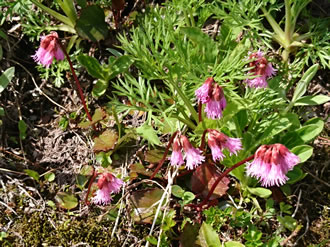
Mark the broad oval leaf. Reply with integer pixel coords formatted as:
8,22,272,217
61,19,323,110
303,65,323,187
294,95,330,106
291,64,318,103
93,130,118,152
291,145,313,163
224,241,245,247
247,187,272,198
55,192,78,210
77,54,105,79
0,67,15,93
198,222,221,247
75,5,108,42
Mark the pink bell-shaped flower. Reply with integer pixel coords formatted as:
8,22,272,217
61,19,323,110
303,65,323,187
207,129,242,162
195,78,227,119
92,172,124,205
246,144,300,187
169,133,205,170
245,50,276,88
32,32,65,68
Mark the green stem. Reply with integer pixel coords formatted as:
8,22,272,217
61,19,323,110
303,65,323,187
189,9,195,27
284,0,292,42
261,7,287,48
112,106,121,139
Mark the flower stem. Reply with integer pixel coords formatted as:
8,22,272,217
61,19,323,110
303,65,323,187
150,131,178,179
194,154,255,210
200,129,209,151
85,166,98,205
198,101,202,122
58,42,96,130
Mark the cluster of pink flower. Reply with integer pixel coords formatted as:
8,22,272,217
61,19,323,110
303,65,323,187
92,172,124,205
195,77,227,119
245,50,277,88
170,130,242,169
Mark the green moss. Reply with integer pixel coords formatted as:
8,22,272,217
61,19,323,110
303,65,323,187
5,212,120,246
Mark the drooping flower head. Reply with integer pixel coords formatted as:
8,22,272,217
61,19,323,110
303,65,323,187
246,144,300,187
169,133,204,170
170,135,185,167
245,50,276,88
181,135,205,170
195,77,214,104
205,84,227,119
195,77,227,119
32,32,65,68
207,129,242,162
92,172,124,205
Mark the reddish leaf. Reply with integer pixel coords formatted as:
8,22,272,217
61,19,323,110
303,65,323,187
191,163,230,200
129,188,163,224
93,130,118,152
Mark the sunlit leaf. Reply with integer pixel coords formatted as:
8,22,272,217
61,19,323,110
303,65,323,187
45,172,55,182
130,188,163,223
24,169,40,182
198,222,221,247
75,5,108,42
93,130,118,152
55,192,78,210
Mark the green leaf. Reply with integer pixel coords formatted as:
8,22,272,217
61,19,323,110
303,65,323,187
77,54,105,79
136,124,161,146
75,5,108,42
294,95,330,106
291,145,313,163
182,192,195,205
224,241,245,247
59,116,69,130
56,0,77,24
46,200,56,209
172,185,185,198
18,119,27,140
45,172,55,182
0,67,15,93
291,64,318,103
146,236,158,245
55,192,78,210
296,123,324,143
277,216,297,231
24,169,40,182
198,222,222,247
107,55,134,80
286,166,307,184
92,79,109,97
247,187,272,198
30,0,74,27
0,107,4,117
260,117,291,141
180,27,217,62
